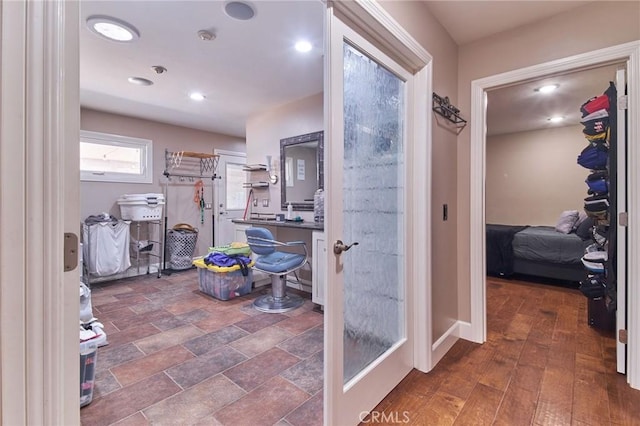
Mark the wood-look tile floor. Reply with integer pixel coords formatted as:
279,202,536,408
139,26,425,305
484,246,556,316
368,276,640,425
82,272,640,426
80,270,323,426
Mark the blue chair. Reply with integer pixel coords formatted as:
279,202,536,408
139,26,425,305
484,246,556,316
245,227,307,313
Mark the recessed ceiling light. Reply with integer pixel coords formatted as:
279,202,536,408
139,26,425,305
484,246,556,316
535,84,559,94
128,77,153,86
87,16,139,42
189,92,206,101
548,116,564,123
224,1,255,20
294,40,313,53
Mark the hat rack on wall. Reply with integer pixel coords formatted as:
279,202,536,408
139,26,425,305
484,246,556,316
432,92,467,133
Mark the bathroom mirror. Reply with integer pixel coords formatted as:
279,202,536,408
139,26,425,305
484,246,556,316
280,130,324,211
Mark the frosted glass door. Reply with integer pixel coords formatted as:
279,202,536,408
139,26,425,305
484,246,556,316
342,41,406,382
325,12,414,426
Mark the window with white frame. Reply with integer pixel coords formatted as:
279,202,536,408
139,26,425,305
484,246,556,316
80,130,153,183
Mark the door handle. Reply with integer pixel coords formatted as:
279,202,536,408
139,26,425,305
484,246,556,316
333,240,359,255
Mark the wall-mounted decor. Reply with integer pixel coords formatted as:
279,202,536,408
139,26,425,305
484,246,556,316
432,92,467,133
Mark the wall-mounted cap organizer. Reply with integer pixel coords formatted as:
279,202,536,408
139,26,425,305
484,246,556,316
432,92,467,133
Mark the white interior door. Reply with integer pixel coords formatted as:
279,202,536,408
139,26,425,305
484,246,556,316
324,13,415,425
214,151,246,246
1,1,79,423
616,66,628,374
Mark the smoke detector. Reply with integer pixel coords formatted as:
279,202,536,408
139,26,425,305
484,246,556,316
151,65,167,74
197,30,216,41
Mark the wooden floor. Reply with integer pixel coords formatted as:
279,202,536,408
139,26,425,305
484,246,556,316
367,276,640,425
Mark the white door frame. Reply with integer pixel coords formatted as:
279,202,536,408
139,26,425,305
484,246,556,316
324,2,433,424
1,1,80,424
468,40,640,389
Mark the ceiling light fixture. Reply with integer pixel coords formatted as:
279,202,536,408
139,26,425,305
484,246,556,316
224,1,256,20
127,77,153,86
294,40,313,53
548,116,564,123
535,84,559,94
86,15,139,42
190,92,206,101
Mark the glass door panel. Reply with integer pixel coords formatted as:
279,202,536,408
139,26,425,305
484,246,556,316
342,41,406,383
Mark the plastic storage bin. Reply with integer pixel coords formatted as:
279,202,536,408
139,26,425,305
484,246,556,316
80,340,98,407
117,193,165,221
194,257,254,300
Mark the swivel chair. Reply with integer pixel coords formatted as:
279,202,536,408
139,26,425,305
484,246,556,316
245,227,307,313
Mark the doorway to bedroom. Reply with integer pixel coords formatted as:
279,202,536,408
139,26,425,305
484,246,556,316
471,43,640,388
484,64,621,285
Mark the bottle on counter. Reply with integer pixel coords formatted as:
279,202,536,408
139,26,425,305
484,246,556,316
314,189,324,223
287,201,293,220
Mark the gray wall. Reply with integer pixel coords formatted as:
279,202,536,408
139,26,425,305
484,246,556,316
81,108,246,258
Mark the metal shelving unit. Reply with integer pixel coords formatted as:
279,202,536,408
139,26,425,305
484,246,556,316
130,220,163,277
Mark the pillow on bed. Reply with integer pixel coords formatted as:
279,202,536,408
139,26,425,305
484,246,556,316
576,216,595,240
573,210,588,230
555,210,579,234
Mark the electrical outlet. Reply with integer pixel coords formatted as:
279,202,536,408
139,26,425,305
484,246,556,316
262,199,269,207
253,199,258,207
205,203,212,210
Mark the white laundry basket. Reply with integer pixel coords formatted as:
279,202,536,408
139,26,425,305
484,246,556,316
117,193,165,221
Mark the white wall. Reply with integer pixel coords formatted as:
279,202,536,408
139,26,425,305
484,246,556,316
486,125,587,226
378,0,460,341
81,108,246,265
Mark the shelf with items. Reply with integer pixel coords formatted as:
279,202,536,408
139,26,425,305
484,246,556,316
577,82,617,331
242,181,270,188
242,162,274,189
164,150,219,179
242,164,267,172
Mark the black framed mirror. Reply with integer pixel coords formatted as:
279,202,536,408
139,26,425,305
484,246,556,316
280,130,324,211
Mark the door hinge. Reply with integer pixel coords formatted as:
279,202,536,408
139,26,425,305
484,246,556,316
63,232,78,272
619,212,629,227
619,329,628,344
618,95,628,110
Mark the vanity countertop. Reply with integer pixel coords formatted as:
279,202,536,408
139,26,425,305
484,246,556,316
232,218,324,231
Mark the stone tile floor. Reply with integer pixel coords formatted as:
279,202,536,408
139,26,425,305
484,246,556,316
80,269,323,426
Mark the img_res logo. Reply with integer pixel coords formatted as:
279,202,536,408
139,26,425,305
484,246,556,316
359,410,411,424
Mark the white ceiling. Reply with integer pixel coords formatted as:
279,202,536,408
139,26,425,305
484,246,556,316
487,64,622,136
422,1,594,46
80,1,612,139
80,0,325,138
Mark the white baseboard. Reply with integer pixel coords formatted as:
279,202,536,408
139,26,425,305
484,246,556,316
431,321,461,366
457,321,476,342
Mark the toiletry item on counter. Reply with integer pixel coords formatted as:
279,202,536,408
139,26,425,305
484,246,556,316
314,189,324,223
287,201,293,220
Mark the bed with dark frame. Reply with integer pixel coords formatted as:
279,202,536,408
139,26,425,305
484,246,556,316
486,224,591,283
